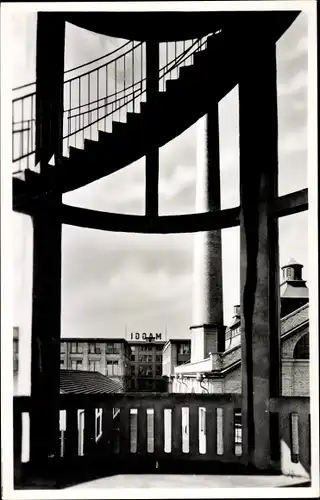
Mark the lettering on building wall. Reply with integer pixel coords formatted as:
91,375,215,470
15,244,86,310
129,332,163,341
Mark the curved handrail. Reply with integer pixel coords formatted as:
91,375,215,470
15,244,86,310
12,35,211,171
64,41,142,84
12,39,133,92
64,36,209,127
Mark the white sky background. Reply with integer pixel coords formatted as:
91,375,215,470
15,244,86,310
12,11,308,343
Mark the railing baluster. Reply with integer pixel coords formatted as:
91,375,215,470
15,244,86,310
189,404,199,456
141,42,143,103
83,407,96,456
27,120,30,170
12,101,14,163
172,404,182,456
105,66,108,132
175,41,177,79
97,68,99,130
205,404,216,458
78,78,81,149
119,405,130,457
68,82,71,149
132,42,135,113
20,98,24,159
124,53,126,107
223,404,235,459
138,406,147,456
64,408,78,459
88,73,91,140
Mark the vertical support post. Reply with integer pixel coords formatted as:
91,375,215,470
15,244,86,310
36,12,65,169
239,39,280,470
145,41,159,219
30,193,62,463
30,12,65,466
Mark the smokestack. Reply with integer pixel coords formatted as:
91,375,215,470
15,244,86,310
190,109,225,363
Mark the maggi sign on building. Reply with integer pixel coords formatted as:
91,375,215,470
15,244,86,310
128,332,164,341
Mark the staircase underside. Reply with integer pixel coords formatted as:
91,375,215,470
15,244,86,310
64,11,299,42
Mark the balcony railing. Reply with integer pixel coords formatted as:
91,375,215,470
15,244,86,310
13,393,310,488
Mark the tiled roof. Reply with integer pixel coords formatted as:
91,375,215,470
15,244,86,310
60,370,123,394
281,302,309,336
280,282,309,298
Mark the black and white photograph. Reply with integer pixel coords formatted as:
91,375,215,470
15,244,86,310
1,1,319,498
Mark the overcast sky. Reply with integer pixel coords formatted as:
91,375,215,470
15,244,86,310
12,9,308,344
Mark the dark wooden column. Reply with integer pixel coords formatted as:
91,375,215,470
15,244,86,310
145,41,159,218
36,12,65,168
239,39,281,471
30,12,65,464
30,194,62,463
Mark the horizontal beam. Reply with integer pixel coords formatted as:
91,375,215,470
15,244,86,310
14,393,242,412
61,204,240,234
270,188,308,218
13,179,308,232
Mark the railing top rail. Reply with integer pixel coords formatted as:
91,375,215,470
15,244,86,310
12,39,134,92
14,392,242,411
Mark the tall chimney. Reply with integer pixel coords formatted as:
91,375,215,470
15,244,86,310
190,108,225,363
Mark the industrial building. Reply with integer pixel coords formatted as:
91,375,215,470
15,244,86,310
60,338,132,391
170,260,309,396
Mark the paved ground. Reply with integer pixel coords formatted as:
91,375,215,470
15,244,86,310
65,474,310,489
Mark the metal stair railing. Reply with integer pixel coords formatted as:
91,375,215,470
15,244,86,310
12,34,212,175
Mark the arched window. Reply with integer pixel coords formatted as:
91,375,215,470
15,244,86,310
293,334,309,359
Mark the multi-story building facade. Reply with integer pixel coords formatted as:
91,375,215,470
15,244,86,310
128,333,166,391
60,338,132,390
162,339,191,377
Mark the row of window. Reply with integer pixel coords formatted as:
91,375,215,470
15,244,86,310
61,358,120,375
131,365,162,376
131,354,162,362
131,345,163,353
61,342,123,355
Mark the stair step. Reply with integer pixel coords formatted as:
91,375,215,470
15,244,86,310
98,130,112,145
112,121,127,135
178,65,193,80
126,112,139,123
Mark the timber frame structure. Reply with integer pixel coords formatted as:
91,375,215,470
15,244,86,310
12,10,311,487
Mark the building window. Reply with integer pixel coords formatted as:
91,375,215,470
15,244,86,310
155,355,162,363
293,334,309,360
88,360,100,372
106,342,121,355
107,360,119,376
60,343,65,353
138,365,153,376
155,365,162,376
71,342,83,354
139,346,150,352
156,346,163,352
89,343,101,354
95,408,103,441
131,354,136,361
113,343,121,354
71,360,82,370
178,343,190,355
60,356,65,368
